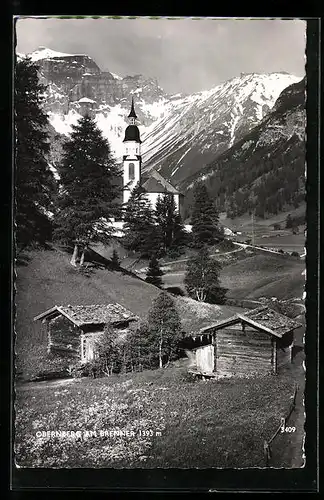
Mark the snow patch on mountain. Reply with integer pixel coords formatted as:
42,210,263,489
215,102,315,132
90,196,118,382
110,72,123,80
28,46,87,61
48,110,82,136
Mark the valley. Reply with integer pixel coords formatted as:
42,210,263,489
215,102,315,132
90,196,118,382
14,40,307,472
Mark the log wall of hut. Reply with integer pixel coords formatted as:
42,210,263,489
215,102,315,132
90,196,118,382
276,331,294,369
215,324,273,377
47,315,82,360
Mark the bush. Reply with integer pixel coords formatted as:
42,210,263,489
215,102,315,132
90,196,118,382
291,251,300,258
69,361,96,378
219,239,236,251
273,223,281,230
165,286,185,297
166,246,186,259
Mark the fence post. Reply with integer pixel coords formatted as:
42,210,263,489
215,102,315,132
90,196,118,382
263,440,270,466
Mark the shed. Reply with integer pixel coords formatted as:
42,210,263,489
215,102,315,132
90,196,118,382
34,304,139,363
183,306,302,378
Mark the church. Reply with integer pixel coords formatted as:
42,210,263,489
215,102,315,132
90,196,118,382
122,98,183,213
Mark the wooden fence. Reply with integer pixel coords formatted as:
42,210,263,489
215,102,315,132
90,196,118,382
263,384,299,466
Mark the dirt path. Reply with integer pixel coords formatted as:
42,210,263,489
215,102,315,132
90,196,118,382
16,378,75,392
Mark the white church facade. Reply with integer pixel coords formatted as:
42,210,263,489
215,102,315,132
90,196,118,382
122,98,182,212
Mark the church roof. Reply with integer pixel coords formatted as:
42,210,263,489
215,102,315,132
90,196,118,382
128,97,137,119
142,170,180,194
123,125,142,143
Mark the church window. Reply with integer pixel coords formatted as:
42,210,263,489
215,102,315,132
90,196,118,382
129,163,135,180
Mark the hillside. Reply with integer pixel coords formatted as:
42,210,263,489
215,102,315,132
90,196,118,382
182,78,306,220
220,252,305,300
15,247,241,379
160,248,304,304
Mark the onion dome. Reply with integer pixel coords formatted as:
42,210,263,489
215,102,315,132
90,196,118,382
123,125,142,143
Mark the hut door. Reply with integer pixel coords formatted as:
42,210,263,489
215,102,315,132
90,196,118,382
196,344,214,373
81,335,95,362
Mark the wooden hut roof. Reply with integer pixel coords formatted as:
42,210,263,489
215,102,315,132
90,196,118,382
34,303,139,327
198,306,302,339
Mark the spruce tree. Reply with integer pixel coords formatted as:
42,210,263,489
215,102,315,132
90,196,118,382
15,57,56,250
54,114,121,265
145,255,164,287
184,246,227,304
155,192,187,255
123,183,162,258
191,183,223,247
147,292,183,368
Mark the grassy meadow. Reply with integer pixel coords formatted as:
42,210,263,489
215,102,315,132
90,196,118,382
15,361,298,468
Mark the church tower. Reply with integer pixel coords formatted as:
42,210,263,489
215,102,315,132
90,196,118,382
123,98,142,205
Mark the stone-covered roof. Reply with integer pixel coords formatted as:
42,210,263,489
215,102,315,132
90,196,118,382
142,170,180,195
34,303,139,327
243,307,302,337
198,306,302,338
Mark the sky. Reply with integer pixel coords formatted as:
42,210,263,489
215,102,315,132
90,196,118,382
15,17,306,94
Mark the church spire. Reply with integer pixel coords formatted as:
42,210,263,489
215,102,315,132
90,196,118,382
128,97,137,121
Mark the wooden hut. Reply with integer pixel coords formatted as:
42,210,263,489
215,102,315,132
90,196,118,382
184,306,302,378
34,304,138,364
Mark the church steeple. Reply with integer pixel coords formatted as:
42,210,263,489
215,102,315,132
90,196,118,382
122,96,142,206
123,98,142,143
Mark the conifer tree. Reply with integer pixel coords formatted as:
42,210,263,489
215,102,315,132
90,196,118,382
155,192,187,254
147,292,183,368
184,246,227,304
145,255,164,287
15,57,56,250
191,183,223,247
54,114,121,265
111,249,120,269
122,183,163,258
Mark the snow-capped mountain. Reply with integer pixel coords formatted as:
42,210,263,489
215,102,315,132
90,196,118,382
20,47,302,185
181,77,306,218
141,72,302,184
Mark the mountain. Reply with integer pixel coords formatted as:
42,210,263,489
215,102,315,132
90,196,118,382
20,47,301,183
141,72,301,184
182,77,306,220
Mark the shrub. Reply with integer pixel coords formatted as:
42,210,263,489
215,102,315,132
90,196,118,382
291,251,300,258
165,286,185,297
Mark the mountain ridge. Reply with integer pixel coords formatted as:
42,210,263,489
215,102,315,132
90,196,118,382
181,77,306,220
18,47,301,184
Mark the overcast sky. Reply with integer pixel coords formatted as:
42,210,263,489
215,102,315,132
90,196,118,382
15,17,306,94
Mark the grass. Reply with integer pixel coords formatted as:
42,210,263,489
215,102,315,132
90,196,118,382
15,362,297,468
221,253,304,300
